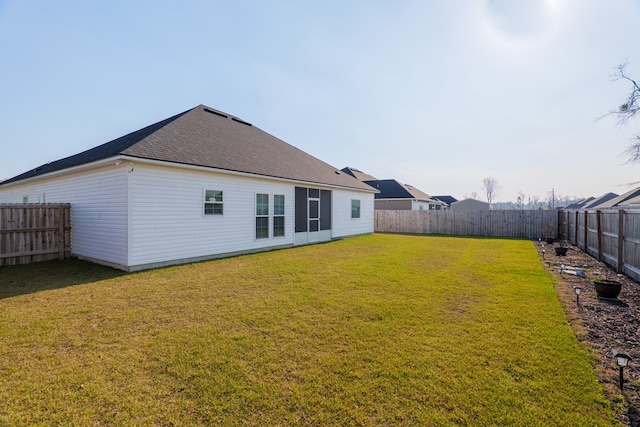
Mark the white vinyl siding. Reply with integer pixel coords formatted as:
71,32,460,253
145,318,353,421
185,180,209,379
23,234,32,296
332,189,374,238
128,163,295,267
0,163,129,267
0,159,374,270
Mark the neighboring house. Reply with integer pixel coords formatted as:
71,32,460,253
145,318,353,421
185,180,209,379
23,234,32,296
0,105,376,271
563,197,595,210
341,167,447,211
593,187,640,209
582,192,619,209
621,194,640,207
451,198,490,211
433,195,458,208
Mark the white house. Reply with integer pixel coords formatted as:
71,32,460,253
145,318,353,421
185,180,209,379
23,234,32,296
0,105,376,271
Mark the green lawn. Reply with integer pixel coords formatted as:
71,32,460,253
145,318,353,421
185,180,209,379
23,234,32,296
0,234,617,426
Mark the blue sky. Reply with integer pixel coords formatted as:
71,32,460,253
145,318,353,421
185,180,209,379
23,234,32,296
1,0,639,203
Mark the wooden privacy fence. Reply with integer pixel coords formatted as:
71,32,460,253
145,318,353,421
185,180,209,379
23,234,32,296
561,209,640,282
375,209,558,239
0,204,71,267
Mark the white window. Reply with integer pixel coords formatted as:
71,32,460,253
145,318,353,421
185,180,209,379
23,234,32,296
351,199,361,219
256,193,269,239
204,190,223,215
273,194,285,237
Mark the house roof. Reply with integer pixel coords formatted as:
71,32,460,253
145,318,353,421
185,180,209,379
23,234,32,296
595,187,640,208
582,192,619,209
363,179,441,202
563,197,595,210
620,194,640,206
2,105,374,192
433,195,458,206
340,167,378,181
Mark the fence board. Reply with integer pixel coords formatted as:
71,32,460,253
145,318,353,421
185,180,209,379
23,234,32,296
374,209,558,239
0,204,71,267
563,209,640,282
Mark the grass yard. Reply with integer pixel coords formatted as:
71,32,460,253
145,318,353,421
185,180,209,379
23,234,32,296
0,234,617,426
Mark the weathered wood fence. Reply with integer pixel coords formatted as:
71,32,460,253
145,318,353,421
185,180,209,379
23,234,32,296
0,204,72,267
560,209,640,282
375,209,558,239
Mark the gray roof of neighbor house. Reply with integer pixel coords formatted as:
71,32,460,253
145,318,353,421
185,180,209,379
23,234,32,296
582,192,619,209
433,195,458,206
621,194,640,206
595,187,640,208
564,197,595,210
340,167,378,182
363,179,441,202
1,105,374,192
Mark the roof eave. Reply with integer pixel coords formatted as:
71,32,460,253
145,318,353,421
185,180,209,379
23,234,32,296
120,156,380,193
0,156,125,188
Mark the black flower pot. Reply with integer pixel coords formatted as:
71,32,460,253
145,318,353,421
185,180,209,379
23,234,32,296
555,247,568,256
593,279,622,299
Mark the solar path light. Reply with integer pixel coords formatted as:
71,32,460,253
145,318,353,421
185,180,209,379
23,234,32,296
573,286,582,309
614,353,631,392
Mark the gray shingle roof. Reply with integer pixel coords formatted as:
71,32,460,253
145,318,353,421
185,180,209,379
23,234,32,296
595,187,640,208
2,105,373,192
340,167,378,181
363,179,437,201
582,192,619,209
433,195,458,206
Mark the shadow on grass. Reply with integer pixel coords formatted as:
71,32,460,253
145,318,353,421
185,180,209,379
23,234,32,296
0,258,127,299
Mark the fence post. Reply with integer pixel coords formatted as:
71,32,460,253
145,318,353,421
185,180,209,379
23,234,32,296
58,205,65,260
573,211,580,246
596,210,603,261
583,211,589,253
618,209,624,273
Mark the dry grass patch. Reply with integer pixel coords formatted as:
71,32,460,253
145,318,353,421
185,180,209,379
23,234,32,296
0,234,618,425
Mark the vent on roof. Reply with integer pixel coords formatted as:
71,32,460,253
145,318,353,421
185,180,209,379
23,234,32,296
204,108,228,118
232,117,252,126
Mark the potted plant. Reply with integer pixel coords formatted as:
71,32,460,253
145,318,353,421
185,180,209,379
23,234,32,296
554,243,568,256
593,278,622,299
554,234,568,256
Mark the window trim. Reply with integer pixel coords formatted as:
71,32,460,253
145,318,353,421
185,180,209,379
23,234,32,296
256,193,270,239
204,189,224,216
351,199,361,219
273,194,285,238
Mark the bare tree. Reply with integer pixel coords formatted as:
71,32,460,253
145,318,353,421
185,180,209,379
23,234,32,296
464,191,479,200
610,62,640,163
530,195,541,210
517,191,526,209
546,189,557,210
482,177,501,204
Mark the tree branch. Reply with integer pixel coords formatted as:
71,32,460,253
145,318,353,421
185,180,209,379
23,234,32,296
609,61,640,163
